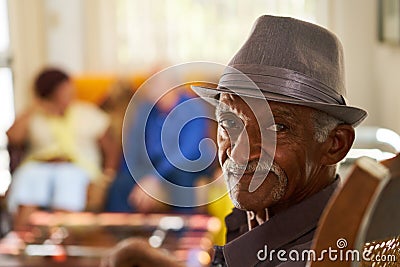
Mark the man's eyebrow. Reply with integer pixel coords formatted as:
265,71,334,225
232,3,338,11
272,109,294,118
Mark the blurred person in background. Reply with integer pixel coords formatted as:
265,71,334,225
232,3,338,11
6,67,118,229
105,85,216,213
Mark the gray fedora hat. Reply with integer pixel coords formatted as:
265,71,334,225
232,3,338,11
192,15,367,126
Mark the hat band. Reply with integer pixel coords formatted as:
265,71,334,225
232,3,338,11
218,64,346,105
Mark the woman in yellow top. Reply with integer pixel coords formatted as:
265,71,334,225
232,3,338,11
6,68,117,229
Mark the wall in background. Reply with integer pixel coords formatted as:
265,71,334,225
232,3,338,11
44,0,84,73
8,0,400,135
83,0,117,73
374,38,400,133
8,0,46,113
326,0,400,134
327,0,378,127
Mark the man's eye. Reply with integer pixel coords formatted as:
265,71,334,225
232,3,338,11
219,119,239,129
267,123,287,132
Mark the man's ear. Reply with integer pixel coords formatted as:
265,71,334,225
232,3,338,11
320,124,355,165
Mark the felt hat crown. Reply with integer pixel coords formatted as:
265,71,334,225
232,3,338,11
192,15,367,126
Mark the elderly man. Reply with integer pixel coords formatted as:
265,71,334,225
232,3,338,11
102,15,367,267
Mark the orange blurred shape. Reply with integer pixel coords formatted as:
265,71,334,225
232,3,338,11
127,72,148,91
197,250,211,266
73,75,117,104
207,217,221,233
53,252,67,262
52,245,67,262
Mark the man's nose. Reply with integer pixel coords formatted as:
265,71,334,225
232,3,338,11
227,129,259,165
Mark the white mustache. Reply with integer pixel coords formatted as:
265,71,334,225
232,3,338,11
222,158,287,196
223,158,271,174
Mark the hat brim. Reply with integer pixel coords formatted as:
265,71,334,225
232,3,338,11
192,85,367,127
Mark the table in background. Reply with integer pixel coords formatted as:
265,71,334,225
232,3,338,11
0,212,221,267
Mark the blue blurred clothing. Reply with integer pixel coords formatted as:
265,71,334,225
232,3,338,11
106,93,215,212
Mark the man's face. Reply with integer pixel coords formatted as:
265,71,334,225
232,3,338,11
217,93,326,213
